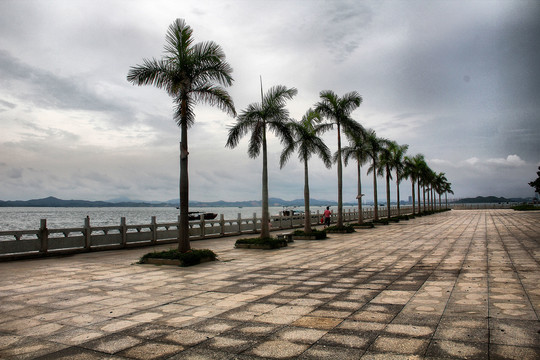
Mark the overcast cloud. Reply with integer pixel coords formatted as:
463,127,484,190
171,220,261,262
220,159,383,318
0,0,539,202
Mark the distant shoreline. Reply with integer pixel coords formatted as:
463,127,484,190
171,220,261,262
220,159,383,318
0,195,534,208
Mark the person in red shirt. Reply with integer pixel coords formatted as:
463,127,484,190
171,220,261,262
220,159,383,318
324,206,332,227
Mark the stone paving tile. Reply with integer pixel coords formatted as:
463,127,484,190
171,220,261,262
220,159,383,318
1,209,539,359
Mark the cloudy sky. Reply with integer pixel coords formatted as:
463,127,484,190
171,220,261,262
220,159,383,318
1,0,539,203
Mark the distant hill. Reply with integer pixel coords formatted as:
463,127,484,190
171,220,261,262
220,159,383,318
453,196,528,204
0,196,171,208
0,196,343,208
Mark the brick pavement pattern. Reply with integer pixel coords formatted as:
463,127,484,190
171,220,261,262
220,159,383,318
0,209,539,359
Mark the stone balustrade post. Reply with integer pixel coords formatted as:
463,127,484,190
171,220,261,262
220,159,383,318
120,217,127,246
253,212,257,233
151,216,157,244
220,214,225,236
39,219,48,254
200,217,206,238
84,216,91,250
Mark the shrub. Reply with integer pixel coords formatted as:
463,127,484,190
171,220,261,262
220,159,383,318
512,204,540,211
351,222,375,228
235,237,287,249
293,229,327,239
326,224,355,233
139,248,216,267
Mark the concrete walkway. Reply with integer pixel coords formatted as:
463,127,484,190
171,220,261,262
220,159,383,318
0,209,539,359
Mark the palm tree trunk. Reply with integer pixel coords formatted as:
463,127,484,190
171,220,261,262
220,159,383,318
373,162,379,221
178,106,191,252
396,178,401,217
357,159,363,224
261,126,270,238
411,180,416,215
386,167,391,219
336,123,343,227
417,182,421,215
422,185,426,213
303,160,311,233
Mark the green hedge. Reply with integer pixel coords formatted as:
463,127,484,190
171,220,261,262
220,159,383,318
293,229,327,239
512,204,540,211
139,248,216,267
326,224,355,233
235,237,287,249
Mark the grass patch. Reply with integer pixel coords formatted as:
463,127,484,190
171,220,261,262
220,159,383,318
293,229,327,239
235,237,287,249
351,222,375,228
325,224,355,233
139,248,216,267
512,204,540,211
372,219,389,225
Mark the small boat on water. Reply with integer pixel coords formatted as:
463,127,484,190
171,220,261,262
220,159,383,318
188,211,218,221
174,208,218,221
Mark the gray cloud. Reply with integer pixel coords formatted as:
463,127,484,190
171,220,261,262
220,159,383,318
0,0,538,202
0,50,126,113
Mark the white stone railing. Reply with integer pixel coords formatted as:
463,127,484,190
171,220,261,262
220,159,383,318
0,206,418,260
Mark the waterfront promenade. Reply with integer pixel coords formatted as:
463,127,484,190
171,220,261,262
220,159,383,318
0,209,539,359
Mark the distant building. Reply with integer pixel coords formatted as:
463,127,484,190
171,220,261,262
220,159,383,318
408,196,412,204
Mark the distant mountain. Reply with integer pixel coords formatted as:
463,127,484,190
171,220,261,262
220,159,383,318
454,196,529,204
171,198,342,207
0,196,172,208
0,196,343,208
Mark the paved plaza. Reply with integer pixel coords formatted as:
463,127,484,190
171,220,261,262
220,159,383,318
0,209,539,359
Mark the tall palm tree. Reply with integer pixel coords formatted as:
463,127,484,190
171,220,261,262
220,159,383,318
342,129,369,224
127,19,235,252
390,142,409,216
315,90,363,227
226,85,297,239
378,140,395,219
403,156,416,215
408,154,427,215
280,109,332,233
434,172,448,210
365,129,386,221
443,182,454,209
421,167,435,212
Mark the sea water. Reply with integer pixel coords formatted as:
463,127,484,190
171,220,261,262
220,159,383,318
0,205,359,231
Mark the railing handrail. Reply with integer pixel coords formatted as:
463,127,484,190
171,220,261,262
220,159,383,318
0,205,429,260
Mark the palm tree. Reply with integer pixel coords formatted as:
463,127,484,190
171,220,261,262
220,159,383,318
127,19,235,252
365,129,386,221
403,156,416,215
378,140,395,219
421,167,435,212
226,85,297,239
443,182,454,209
434,172,447,210
408,154,427,215
280,109,332,233
342,129,369,224
315,90,363,227
390,142,409,216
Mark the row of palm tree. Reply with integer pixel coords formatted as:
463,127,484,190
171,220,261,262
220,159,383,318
127,19,453,252
341,128,453,224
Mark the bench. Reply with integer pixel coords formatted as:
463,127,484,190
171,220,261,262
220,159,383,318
276,232,294,243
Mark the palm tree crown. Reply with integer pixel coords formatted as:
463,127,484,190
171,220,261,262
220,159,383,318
127,18,235,252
